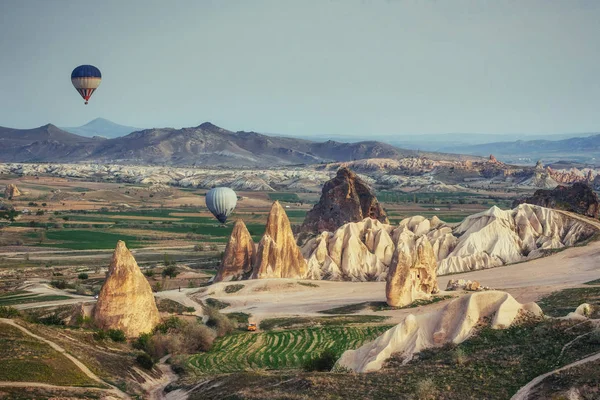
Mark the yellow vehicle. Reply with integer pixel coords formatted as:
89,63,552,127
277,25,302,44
247,323,257,332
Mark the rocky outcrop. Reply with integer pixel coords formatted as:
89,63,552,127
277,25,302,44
513,182,600,219
299,167,388,235
386,236,438,307
214,220,255,282
93,241,160,337
252,201,307,279
446,279,488,291
302,204,596,279
4,184,21,200
337,291,542,372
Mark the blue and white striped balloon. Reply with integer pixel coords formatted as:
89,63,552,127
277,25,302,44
206,187,237,224
71,65,101,105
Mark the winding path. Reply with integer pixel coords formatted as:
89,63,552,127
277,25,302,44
510,351,600,400
0,318,130,399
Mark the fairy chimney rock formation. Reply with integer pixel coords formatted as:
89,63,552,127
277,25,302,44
4,184,21,200
386,236,439,307
252,201,308,279
214,219,255,282
300,167,389,235
93,241,160,337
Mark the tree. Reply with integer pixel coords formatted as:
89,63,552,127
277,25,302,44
162,265,179,279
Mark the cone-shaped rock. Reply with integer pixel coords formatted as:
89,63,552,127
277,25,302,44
214,219,255,282
300,167,388,235
252,201,307,279
386,236,438,307
4,184,21,200
93,241,160,337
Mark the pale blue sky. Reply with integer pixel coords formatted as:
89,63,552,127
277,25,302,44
1,0,599,136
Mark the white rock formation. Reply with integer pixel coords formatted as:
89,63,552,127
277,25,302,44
302,204,596,280
337,291,542,372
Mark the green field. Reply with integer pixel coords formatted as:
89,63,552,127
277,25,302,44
189,325,391,373
268,193,301,202
0,293,72,307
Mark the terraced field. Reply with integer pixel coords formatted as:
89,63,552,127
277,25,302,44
189,325,391,373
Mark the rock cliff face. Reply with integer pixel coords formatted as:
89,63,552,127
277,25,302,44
302,204,596,279
214,220,255,282
300,167,388,235
252,201,307,279
386,236,438,307
338,291,542,372
513,182,600,219
93,241,160,337
4,184,21,200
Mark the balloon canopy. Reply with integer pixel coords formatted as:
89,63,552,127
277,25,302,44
206,187,237,224
71,65,101,105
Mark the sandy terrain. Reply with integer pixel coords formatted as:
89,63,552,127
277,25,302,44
196,238,600,326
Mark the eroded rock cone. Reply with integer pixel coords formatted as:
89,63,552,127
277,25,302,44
252,201,307,279
386,236,438,307
4,184,21,200
300,167,388,235
93,241,160,337
214,219,255,282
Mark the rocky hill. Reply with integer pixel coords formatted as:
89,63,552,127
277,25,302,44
300,167,389,235
513,182,600,218
0,124,102,163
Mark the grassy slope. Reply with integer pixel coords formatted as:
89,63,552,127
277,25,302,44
0,323,98,386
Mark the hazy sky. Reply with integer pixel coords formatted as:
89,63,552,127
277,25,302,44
1,0,599,136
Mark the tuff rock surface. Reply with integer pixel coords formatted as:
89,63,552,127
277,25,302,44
214,219,255,282
4,184,21,200
252,201,307,279
300,167,388,235
338,291,542,372
93,241,160,337
302,204,596,279
385,236,439,307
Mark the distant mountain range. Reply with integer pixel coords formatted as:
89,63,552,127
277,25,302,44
62,118,140,139
0,122,451,166
435,135,600,165
2,119,597,166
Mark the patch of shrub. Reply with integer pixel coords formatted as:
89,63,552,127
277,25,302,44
204,298,230,310
148,320,215,359
144,269,155,278
77,273,89,280
162,265,179,279
133,333,152,352
154,316,184,334
302,348,339,372
205,307,236,336
0,306,20,318
224,284,244,294
108,329,126,342
93,330,107,341
50,279,67,289
194,244,205,252
136,353,155,370
415,378,437,400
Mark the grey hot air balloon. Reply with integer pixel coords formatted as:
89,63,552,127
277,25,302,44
206,187,237,223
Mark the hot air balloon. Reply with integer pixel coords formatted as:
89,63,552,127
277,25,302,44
71,65,101,105
206,187,237,224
